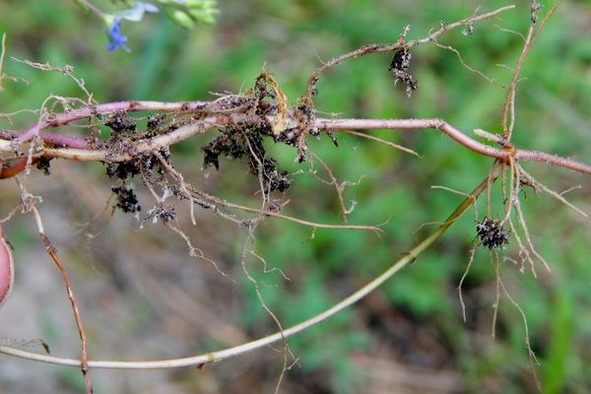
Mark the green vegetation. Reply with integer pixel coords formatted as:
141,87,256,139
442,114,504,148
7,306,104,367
1,1,590,392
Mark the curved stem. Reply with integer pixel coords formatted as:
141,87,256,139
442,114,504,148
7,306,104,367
317,118,591,176
0,165,499,370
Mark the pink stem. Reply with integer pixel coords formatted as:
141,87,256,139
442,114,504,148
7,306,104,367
0,227,14,308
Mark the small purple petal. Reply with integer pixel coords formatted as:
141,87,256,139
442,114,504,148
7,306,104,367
106,17,129,52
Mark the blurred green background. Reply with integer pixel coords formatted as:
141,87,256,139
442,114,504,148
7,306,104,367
1,0,591,393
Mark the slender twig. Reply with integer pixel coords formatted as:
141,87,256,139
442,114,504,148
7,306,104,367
310,152,349,222
303,5,516,100
514,198,551,273
433,42,504,87
519,168,587,217
30,206,93,393
458,248,477,323
499,273,542,390
337,129,420,157
240,228,290,394
75,0,105,17
502,0,564,140
185,184,383,233
0,33,28,91
491,251,502,339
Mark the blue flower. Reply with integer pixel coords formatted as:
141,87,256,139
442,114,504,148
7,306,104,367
105,2,159,52
106,17,129,52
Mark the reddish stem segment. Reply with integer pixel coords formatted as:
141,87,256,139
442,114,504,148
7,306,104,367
0,158,27,179
0,226,14,308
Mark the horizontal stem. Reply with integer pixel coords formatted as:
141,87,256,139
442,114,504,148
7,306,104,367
17,100,216,143
4,104,590,175
316,118,591,175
